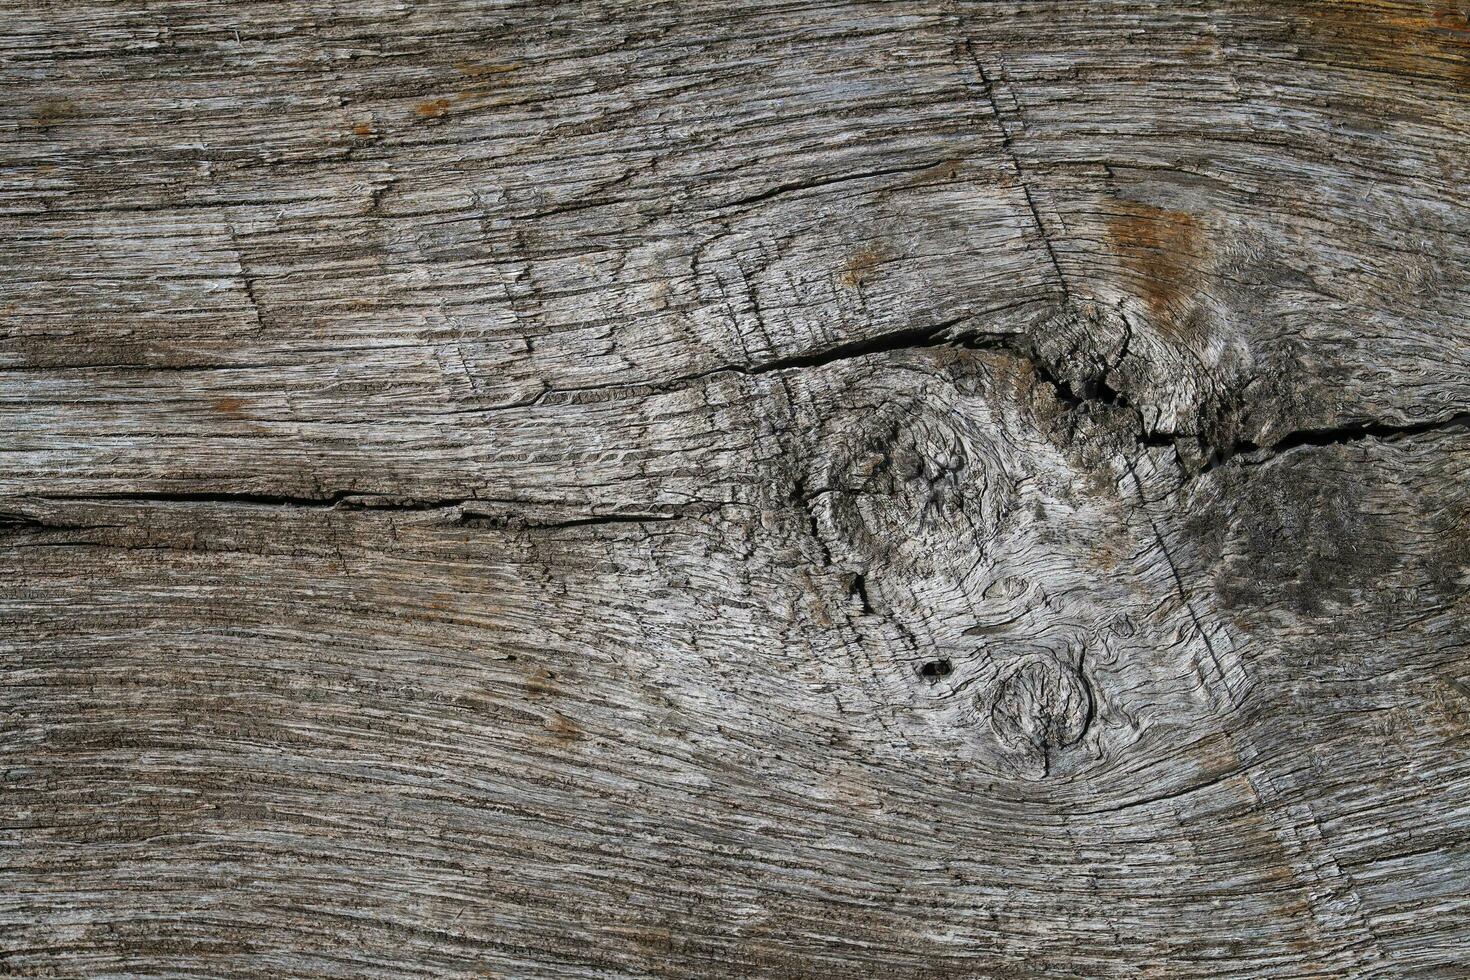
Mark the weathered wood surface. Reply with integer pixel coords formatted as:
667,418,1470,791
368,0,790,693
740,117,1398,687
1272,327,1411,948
3,1,1469,976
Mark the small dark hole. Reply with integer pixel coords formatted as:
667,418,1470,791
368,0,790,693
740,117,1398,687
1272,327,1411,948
848,573,874,614
919,659,952,678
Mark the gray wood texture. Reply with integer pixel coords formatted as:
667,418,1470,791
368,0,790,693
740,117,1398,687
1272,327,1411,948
3,1,1470,976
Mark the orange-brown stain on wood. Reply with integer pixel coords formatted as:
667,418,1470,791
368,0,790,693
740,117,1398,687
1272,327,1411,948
400,593,469,626
449,63,521,111
841,245,888,288
352,120,376,137
1434,0,1470,32
455,62,520,81
905,158,964,188
1289,1,1470,88
416,98,451,119
524,666,559,699
211,396,248,418
1089,536,1123,572
544,712,581,742
1181,736,1327,941
1105,200,1206,329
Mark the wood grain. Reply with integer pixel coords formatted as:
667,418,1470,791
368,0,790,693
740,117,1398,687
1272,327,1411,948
3,1,1468,976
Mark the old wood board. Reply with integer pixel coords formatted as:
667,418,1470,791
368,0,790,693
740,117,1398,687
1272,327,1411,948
3,1,1470,976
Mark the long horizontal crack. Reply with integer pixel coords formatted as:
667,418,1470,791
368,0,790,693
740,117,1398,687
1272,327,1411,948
8,492,693,530
13,331,1461,533
458,512,685,530
739,315,987,374
654,316,985,388
710,320,1470,477
1194,412,1470,475
714,158,950,211
29,490,392,510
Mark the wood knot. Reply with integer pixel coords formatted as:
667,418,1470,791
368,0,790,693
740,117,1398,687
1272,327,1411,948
816,402,1009,578
988,657,1092,776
